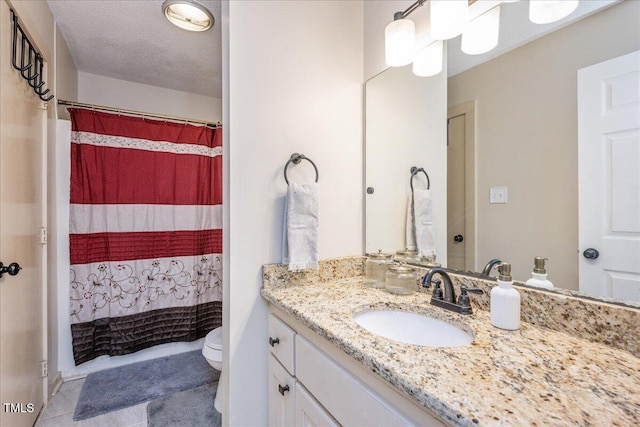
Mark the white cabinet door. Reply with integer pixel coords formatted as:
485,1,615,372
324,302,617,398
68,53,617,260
578,50,640,301
295,335,422,427
268,355,295,427
295,383,340,427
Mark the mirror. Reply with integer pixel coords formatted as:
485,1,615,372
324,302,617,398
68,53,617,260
365,0,640,303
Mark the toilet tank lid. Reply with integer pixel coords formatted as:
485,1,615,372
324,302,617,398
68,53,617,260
205,326,223,350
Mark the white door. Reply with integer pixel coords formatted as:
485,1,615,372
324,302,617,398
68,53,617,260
0,2,46,426
578,50,640,302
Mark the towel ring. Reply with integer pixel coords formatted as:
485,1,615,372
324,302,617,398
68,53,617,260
410,166,430,192
284,153,319,185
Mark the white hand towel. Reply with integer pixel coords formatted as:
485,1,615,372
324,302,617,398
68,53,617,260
405,194,417,251
413,189,436,259
282,183,319,271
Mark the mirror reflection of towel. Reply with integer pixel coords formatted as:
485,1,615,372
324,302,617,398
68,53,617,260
405,190,436,258
282,183,319,271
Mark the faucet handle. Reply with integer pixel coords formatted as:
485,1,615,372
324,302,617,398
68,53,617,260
458,287,484,309
432,280,444,300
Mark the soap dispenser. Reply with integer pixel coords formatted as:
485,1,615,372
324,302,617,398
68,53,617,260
525,257,554,289
490,263,521,330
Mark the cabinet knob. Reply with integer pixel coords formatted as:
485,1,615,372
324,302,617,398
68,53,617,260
268,337,280,347
453,234,464,243
278,384,290,396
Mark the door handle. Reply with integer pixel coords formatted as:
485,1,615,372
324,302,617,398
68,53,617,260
453,235,464,243
0,262,22,278
583,248,599,260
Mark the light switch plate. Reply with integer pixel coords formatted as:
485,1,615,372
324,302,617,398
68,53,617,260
490,186,507,204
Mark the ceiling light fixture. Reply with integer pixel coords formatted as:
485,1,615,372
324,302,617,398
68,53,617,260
529,0,579,25
162,0,214,32
461,5,501,55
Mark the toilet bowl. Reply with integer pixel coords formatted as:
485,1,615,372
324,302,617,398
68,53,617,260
202,326,225,413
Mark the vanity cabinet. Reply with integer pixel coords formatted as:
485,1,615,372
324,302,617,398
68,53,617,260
268,313,339,427
267,309,446,427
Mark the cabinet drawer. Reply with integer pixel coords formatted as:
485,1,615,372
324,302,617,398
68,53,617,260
296,335,418,427
268,313,296,374
268,355,295,427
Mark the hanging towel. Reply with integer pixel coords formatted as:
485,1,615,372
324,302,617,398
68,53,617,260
405,194,417,251
406,190,436,258
282,183,319,271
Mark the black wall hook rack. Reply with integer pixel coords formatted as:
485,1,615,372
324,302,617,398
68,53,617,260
410,166,430,192
283,153,319,185
10,9,54,102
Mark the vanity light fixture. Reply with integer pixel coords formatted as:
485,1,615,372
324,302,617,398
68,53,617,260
529,0,579,25
385,13,416,67
430,0,469,40
413,40,443,77
461,5,501,55
162,0,214,32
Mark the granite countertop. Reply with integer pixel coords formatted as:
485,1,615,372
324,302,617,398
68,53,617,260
261,274,640,427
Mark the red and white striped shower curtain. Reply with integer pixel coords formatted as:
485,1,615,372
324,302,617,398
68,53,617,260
68,108,222,365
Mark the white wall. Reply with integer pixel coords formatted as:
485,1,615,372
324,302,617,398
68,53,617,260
55,73,222,378
226,1,364,425
77,71,222,123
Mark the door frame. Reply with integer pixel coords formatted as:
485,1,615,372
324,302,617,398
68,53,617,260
447,100,477,271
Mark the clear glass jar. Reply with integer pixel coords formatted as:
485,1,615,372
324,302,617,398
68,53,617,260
394,248,421,264
365,250,394,288
385,263,417,295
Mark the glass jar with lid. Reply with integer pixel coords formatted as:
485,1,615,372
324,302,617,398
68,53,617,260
385,263,418,295
394,248,421,264
365,250,394,288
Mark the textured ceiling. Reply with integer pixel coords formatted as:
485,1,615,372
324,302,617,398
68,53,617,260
47,0,222,98
47,0,618,99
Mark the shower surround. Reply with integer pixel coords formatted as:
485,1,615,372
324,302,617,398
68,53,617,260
68,108,222,365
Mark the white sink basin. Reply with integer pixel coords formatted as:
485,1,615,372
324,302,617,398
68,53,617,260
353,310,473,347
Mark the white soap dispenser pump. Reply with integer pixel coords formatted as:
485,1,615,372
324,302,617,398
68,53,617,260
525,257,554,289
490,263,521,330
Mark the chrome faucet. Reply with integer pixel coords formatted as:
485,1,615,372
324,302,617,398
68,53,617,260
422,267,483,315
481,259,502,276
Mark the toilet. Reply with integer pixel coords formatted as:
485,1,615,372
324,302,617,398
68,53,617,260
202,326,225,413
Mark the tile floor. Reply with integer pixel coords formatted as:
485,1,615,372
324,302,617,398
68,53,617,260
35,378,147,427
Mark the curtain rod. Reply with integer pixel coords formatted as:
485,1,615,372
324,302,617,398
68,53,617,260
57,100,221,128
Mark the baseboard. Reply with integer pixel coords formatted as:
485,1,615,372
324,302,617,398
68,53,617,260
49,371,63,397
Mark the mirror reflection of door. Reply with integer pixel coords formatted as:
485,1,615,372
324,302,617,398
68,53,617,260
447,115,466,270
447,101,476,272
578,50,640,302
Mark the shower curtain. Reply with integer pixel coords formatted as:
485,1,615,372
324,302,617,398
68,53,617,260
68,108,222,365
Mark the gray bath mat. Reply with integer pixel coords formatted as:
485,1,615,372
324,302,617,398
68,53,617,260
73,350,219,421
147,382,221,427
